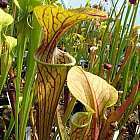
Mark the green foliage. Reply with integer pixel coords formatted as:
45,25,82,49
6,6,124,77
0,0,139,140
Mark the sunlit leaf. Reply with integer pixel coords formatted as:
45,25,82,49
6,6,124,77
33,5,108,62
67,66,118,140
69,8,108,20
67,66,118,115
0,8,13,27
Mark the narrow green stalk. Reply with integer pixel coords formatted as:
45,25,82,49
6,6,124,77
111,1,139,81
98,0,120,75
122,60,131,101
20,88,34,140
15,34,27,140
130,54,140,87
109,19,122,64
19,14,42,140
109,3,126,64
120,4,132,41
14,12,29,139
110,4,132,80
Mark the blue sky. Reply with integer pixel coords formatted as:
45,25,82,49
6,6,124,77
58,0,140,25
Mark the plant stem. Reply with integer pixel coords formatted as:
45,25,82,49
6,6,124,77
19,14,42,140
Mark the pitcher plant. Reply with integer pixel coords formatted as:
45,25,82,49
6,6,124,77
33,4,108,139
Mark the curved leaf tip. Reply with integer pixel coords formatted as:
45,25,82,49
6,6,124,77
33,5,108,62
67,66,118,115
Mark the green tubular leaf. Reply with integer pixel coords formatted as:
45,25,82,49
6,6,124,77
67,66,118,115
15,16,29,139
19,14,42,140
0,9,13,27
15,37,27,140
109,19,122,65
0,36,17,93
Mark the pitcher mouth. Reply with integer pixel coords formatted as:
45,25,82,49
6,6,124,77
34,48,76,67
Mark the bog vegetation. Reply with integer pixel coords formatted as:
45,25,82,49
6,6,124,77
0,0,140,140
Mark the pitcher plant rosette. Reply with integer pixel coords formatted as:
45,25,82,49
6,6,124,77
33,4,108,139
1,0,140,140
